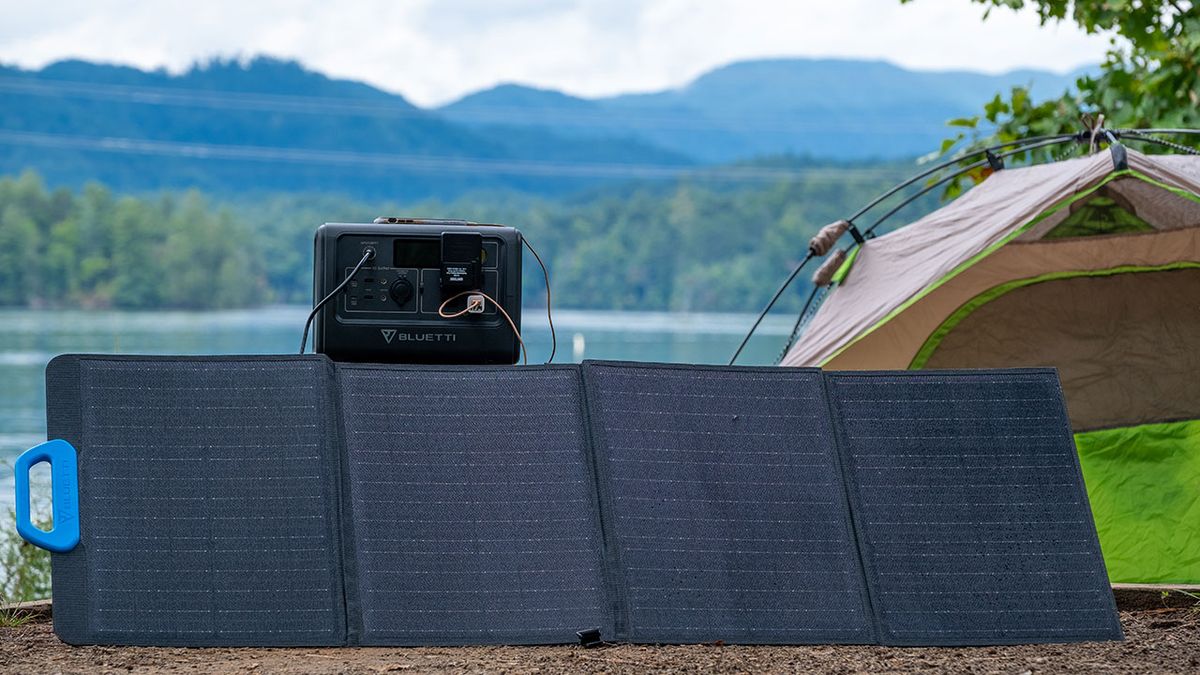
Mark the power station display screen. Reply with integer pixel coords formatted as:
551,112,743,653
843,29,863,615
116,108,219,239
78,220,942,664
392,239,441,268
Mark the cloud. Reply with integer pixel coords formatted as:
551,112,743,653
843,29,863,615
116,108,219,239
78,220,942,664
0,0,1108,106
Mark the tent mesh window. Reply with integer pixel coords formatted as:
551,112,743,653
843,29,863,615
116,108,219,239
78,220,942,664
1042,195,1155,239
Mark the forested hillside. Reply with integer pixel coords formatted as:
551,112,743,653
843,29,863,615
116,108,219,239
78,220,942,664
0,56,1085,199
0,58,691,200
4,55,1006,312
0,166,929,312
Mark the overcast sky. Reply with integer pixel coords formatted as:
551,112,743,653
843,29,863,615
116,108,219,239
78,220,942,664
0,0,1109,107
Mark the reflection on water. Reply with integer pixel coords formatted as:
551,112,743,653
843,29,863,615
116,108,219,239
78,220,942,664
1,306,795,506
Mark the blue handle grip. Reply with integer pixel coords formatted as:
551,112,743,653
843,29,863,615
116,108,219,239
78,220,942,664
14,439,80,553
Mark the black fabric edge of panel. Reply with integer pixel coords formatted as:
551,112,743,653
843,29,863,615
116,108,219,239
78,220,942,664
578,362,631,642
824,368,1123,646
581,360,880,645
333,362,618,646
45,354,350,647
46,355,87,645
581,359,816,374
1043,370,1125,641
330,360,363,646
817,372,882,646
319,356,358,647
45,354,335,364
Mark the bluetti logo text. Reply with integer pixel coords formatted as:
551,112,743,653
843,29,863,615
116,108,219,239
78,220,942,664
381,329,456,344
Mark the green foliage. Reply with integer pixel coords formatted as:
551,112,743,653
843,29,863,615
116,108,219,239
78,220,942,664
907,0,1199,193
2,481,53,619
0,166,924,313
1,506,52,609
2,460,53,619
0,173,265,309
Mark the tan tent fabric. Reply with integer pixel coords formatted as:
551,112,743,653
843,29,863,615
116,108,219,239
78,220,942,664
1135,152,1200,189
783,148,1200,369
921,267,1200,431
821,226,1200,370
1105,178,1200,230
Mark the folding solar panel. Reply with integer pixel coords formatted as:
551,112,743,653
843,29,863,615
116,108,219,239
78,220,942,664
582,362,874,644
334,364,611,645
46,355,346,646
27,356,1121,647
824,369,1123,645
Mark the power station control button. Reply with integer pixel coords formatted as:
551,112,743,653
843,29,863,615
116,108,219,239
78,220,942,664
389,277,414,305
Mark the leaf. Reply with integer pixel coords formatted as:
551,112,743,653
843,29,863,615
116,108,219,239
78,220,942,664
921,0,1197,202
1011,87,1030,114
984,94,1010,123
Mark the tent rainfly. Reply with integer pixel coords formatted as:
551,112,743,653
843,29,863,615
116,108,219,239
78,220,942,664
784,146,1200,584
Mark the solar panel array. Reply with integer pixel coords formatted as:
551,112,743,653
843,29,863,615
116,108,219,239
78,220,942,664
44,356,1121,647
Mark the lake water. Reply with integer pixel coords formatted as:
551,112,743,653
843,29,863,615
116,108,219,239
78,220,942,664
0,306,795,509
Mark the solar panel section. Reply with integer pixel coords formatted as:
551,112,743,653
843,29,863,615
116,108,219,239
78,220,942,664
336,364,611,645
583,362,875,644
825,370,1122,645
47,356,346,646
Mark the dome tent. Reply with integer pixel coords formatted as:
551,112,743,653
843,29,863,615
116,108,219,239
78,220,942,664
783,146,1200,584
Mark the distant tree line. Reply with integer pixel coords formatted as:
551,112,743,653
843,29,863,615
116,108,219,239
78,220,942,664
0,172,263,309
0,168,923,312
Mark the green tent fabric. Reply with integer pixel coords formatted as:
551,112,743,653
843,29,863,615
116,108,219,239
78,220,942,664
1076,420,1200,584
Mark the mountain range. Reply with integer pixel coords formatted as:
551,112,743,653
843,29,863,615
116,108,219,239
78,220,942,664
441,59,1085,162
0,56,1087,199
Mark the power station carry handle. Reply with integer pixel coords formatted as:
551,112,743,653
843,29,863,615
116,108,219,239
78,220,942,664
14,439,80,553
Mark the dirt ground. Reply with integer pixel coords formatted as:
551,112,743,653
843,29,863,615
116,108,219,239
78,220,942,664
1,606,1198,675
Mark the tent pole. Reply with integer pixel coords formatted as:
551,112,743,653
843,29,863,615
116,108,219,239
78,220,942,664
847,129,1195,236
1113,128,1200,137
860,159,989,237
860,135,1085,239
844,134,1078,226
729,251,815,365
1118,133,1200,156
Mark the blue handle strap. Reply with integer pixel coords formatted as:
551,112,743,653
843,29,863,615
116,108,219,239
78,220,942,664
14,439,80,553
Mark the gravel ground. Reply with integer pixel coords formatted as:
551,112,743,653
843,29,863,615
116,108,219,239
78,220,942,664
2,607,1198,674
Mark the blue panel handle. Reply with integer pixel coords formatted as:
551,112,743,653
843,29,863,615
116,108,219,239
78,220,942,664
14,439,80,553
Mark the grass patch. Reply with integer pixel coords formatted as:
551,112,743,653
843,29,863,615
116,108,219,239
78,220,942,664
1,466,53,627
0,604,38,628
1174,589,1200,615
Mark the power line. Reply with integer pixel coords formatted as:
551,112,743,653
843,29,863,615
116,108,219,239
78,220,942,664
0,76,953,134
0,129,910,183
0,76,434,118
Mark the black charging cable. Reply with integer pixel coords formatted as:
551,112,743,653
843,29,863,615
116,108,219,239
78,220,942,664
522,237,556,363
299,248,375,355
728,251,816,365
